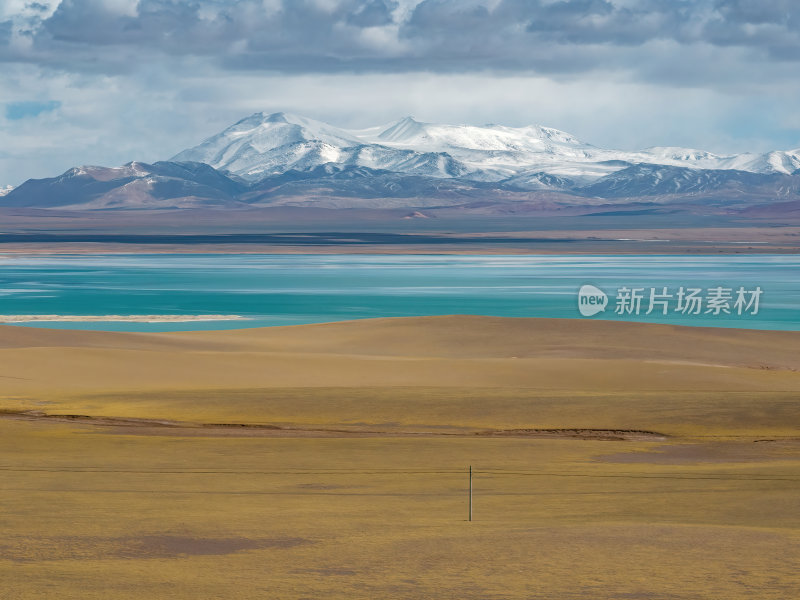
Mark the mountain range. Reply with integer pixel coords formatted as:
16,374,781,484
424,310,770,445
4,111,800,215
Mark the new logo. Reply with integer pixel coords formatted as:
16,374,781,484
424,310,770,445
578,284,608,317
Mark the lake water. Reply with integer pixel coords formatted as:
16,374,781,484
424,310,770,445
0,254,797,331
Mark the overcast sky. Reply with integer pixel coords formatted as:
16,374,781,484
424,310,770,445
1,0,799,187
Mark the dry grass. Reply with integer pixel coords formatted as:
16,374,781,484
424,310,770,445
1,316,799,598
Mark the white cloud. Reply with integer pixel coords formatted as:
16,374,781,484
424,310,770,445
0,0,59,20
4,64,800,188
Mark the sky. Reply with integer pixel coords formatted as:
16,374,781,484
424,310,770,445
1,0,800,187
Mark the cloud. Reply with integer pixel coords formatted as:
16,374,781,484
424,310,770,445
5,99,60,119
347,0,398,26
1,1,799,187
0,0,796,76
705,0,800,59
0,20,11,45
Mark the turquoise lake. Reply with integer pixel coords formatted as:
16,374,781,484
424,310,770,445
0,254,797,331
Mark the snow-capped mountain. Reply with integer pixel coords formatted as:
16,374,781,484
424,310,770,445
4,111,800,213
172,112,800,187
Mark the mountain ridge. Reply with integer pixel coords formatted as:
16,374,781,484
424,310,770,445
3,111,800,213
173,112,800,184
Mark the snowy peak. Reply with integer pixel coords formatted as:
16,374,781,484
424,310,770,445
249,112,362,147
222,111,359,146
171,112,800,185
644,147,722,162
171,111,364,180
172,112,480,181
373,117,590,154
376,116,428,143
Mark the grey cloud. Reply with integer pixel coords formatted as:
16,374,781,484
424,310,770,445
0,20,11,45
12,0,404,72
43,0,203,46
524,1,694,46
347,0,398,27
403,0,700,47
714,0,798,25
704,0,800,59
25,2,52,13
1,0,800,79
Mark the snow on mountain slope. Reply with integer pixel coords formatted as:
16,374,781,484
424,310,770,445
172,112,471,181
642,146,800,174
364,116,615,182
644,147,722,163
172,112,358,180
714,150,800,174
172,112,800,185
372,116,592,154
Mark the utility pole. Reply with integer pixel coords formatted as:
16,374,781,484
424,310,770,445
469,465,473,522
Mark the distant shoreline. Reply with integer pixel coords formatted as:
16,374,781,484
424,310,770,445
0,314,248,323
0,243,797,256
0,227,798,255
